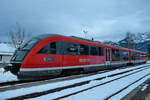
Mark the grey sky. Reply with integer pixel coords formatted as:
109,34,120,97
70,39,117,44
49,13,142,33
0,0,150,42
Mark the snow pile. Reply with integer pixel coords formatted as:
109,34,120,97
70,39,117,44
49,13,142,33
0,68,17,82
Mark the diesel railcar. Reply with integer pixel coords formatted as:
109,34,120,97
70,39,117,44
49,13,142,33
9,34,147,80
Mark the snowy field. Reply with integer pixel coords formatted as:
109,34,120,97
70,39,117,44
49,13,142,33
0,62,150,100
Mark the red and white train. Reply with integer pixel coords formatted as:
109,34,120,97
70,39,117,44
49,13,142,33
10,34,147,80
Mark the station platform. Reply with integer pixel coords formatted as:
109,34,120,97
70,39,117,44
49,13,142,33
122,78,150,100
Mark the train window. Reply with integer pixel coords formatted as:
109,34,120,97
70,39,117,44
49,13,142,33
68,47,78,52
38,42,57,54
0,55,2,61
112,49,120,61
22,39,38,50
64,42,79,55
79,44,89,55
15,51,28,61
49,42,56,54
99,47,104,56
120,51,129,61
68,44,78,52
132,53,140,60
38,44,49,54
141,54,147,60
132,53,136,60
90,46,98,56
136,53,140,60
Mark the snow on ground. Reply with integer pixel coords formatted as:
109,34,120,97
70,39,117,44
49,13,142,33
27,65,150,100
0,68,17,82
147,60,150,64
0,63,150,99
110,75,150,100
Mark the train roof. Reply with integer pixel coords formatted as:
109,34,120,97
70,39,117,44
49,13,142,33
32,34,58,40
31,34,147,54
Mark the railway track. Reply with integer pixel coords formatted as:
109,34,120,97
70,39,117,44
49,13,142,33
105,73,150,100
52,66,150,100
0,64,144,87
0,80,35,87
0,70,110,92
2,64,150,100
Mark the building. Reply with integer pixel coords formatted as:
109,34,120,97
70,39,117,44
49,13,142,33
0,43,15,68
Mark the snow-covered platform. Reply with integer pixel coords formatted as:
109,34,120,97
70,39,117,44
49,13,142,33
122,78,150,100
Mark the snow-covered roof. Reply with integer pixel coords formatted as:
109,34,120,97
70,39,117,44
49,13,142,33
0,43,15,55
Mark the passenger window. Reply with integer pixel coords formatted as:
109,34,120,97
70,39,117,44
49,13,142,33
120,51,129,61
38,44,49,54
79,44,89,55
38,42,57,54
64,42,78,55
132,53,140,60
68,44,78,52
99,47,104,56
136,53,140,60
132,53,135,60
112,49,120,61
50,42,56,54
90,46,98,56
0,55,2,61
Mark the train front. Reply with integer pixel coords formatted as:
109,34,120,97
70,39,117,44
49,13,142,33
10,38,39,80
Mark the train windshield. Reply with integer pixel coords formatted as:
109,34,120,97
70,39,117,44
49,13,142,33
13,51,27,61
22,39,38,50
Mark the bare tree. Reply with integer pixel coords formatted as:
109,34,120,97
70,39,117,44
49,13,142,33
8,23,25,48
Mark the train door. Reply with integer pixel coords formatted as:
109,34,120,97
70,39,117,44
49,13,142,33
105,48,111,66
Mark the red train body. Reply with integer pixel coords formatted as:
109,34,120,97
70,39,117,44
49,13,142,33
10,34,147,80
